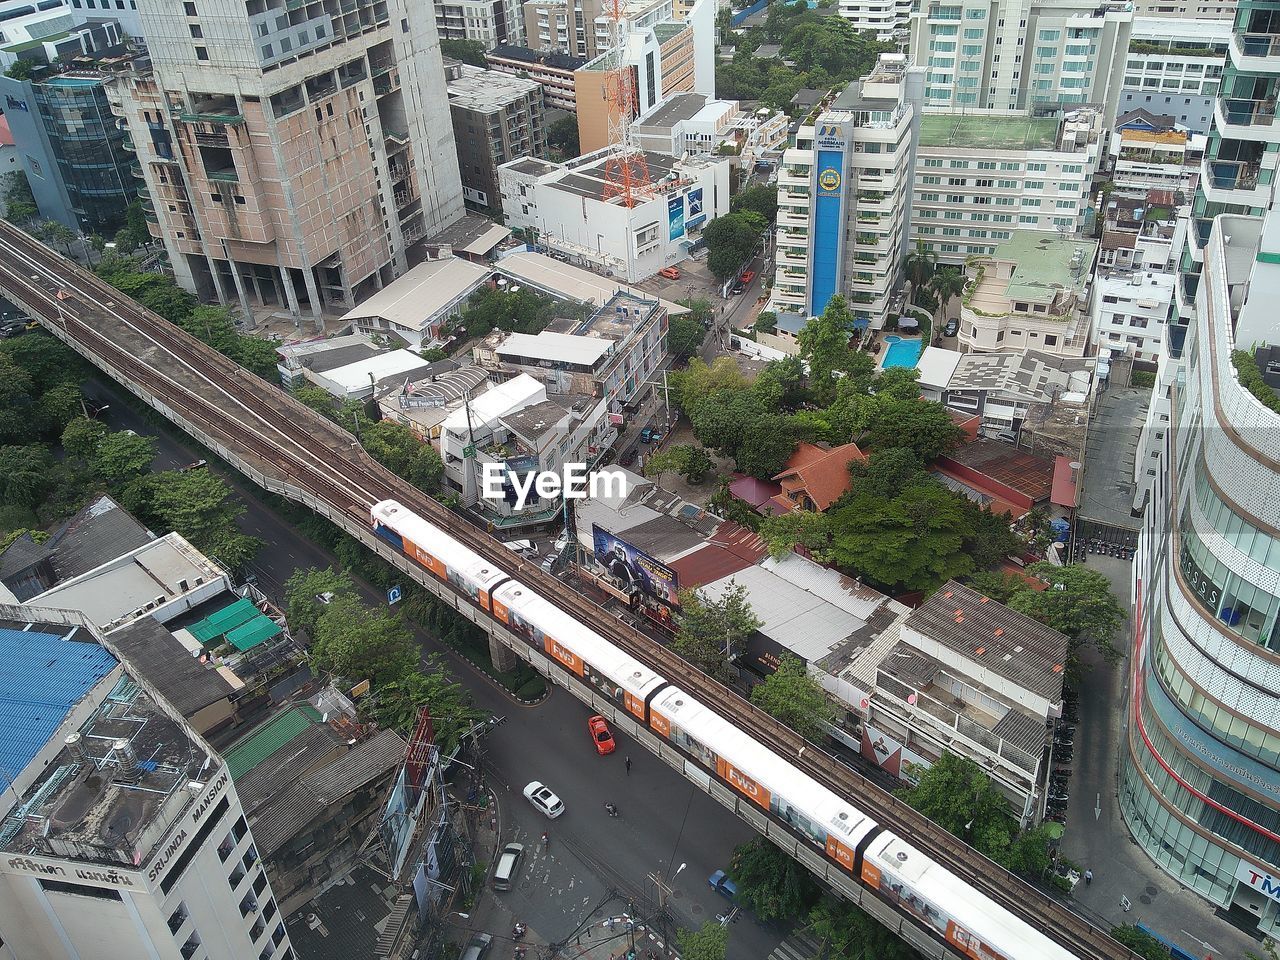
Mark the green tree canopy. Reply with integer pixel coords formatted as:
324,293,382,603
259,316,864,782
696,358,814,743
806,896,918,960
798,295,858,404
2,170,38,223
674,581,761,682
93,430,156,484
285,566,358,634
750,655,834,741
0,444,54,508
730,184,779,223
440,38,487,66
121,468,261,571
667,312,707,361
547,115,581,158
61,417,108,464
1109,926,1171,960
645,444,713,484
676,922,727,960
362,420,444,493
899,752,1017,863
729,837,822,922
366,654,482,751
703,210,765,281
312,594,419,686
1005,561,1126,671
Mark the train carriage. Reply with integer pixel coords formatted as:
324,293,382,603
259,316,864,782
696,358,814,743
491,580,665,719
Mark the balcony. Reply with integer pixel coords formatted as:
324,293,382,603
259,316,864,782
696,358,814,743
122,135,136,152
1215,95,1277,141
1231,32,1280,71
1206,158,1261,190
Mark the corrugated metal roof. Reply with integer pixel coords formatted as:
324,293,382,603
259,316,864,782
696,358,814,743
108,617,235,719
189,597,257,643
224,704,322,778
225,615,282,652
0,624,117,781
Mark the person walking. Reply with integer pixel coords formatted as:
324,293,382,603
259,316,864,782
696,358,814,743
1084,869,1093,886
625,756,632,775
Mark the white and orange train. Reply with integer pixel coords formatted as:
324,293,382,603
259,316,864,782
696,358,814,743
371,500,1078,960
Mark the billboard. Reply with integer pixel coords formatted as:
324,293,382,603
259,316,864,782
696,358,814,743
592,524,679,607
810,148,845,315
668,194,685,240
378,766,428,879
860,723,929,783
686,188,705,230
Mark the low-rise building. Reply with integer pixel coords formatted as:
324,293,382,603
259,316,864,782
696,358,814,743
275,332,388,390
339,256,493,350
1096,188,1185,272
1109,127,1204,191
911,111,1103,265
474,290,667,413
916,346,1096,440
767,441,867,514
958,231,1098,356
632,92,740,155
375,363,492,443
1092,268,1176,363
486,45,585,112
300,349,441,401
499,148,730,282
1118,17,1229,136
446,60,548,211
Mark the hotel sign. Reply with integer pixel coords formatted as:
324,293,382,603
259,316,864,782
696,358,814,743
5,854,142,890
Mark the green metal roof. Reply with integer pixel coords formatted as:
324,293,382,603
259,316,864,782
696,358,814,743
225,705,322,778
224,615,282,652
189,597,257,643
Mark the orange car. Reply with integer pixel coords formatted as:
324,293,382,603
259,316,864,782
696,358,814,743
659,266,681,280
740,270,756,285
588,715,616,755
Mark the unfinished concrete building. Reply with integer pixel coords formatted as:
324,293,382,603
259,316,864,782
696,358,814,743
106,0,464,326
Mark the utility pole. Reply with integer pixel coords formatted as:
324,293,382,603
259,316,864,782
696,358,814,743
647,862,684,955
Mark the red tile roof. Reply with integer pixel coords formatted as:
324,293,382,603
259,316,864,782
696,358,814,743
771,442,867,512
728,474,782,511
1051,456,1079,509
937,439,1054,506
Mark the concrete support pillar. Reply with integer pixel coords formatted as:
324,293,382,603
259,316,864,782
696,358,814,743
278,264,303,326
220,241,255,327
488,633,519,673
252,269,273,307
300,264,325,333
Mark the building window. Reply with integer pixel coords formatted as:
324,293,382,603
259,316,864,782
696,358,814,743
195,45,209,59
189,23,202,36
183,0,195,12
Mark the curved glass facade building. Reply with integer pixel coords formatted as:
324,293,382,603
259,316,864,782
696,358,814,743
1122,203,1280,937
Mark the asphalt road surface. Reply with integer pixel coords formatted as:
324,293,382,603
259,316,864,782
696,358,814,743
86,377,786,957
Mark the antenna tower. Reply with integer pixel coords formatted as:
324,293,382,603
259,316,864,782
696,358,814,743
600,0,653,208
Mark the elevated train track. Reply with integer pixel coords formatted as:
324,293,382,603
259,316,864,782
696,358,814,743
0,221,1130,960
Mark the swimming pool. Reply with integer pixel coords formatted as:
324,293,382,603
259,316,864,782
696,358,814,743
882,334,923,369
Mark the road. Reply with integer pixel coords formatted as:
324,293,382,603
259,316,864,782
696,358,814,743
86,377,785,957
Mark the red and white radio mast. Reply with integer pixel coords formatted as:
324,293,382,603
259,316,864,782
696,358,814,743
600,0,653,208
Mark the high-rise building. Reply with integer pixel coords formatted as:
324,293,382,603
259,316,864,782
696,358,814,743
1122,200,1280,940
837,0,910,44
1129,0,1235,19
445,60,547,209
908,0,1132,125
433,0,525,49
486,45,585,111
0,61,136,234
768,55,923,331
1118,17,1229,137
108,0,463,327
0,604,296,960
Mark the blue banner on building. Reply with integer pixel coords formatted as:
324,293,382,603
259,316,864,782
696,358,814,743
685,187,705,230
668,193,685,240
810,149,845,315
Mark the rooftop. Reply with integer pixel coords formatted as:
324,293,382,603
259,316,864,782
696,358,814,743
49,494,154,584
378,362,488,409
0,615,117,790
424,214,511,257
315,349,436,396
937,438,1058,506
340,256,491,330
928,348,1094,399
442,373,545,434
496,251,690,315
771,441,867,512
445,60,542,112
988,232,1098,305
495,330,615,367
107,616,236,721
499,395,595,443
635,92,714,129
904,581,1069,702
917,113,1060,151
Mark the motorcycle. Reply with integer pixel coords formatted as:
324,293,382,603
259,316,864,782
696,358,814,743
513,923,527,941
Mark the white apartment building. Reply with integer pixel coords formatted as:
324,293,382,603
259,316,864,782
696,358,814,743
958,231,1097,356
433,0,525,48
911,110,1101,264
1129,0,1235,19
1110,128,1205,192
499,148,729,282
0,0,133,70
632,92,739,155
0,604,294,960
837,0,910,43
1117,17,1229,136
909,0,1132,125
1092,269,1175,363
770,55,923,330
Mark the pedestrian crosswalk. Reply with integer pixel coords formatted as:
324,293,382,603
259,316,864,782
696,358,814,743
767,931,821,960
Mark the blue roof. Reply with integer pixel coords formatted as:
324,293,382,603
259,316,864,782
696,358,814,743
0,625,118,784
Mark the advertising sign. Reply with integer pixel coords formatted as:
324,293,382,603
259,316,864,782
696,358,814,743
499,455,540,507
1236,860,1280,905
810,148,845,316
668,193,685,240
860,724,930,783
379,767,427,879
592,524,679,606
686,188,705,230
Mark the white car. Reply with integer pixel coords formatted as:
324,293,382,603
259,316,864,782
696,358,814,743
522,781,564,819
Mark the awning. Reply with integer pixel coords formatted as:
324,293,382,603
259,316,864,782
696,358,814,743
189,597,257,644
225,615,283,652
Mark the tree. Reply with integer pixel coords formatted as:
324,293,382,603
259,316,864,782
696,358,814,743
759,508,828,559
233,335,283,382
667,312,707,361
967,569,1022,603
33,219,75,256
797,295,857,404
285,566,357,634
1109,926,1170,960
362,420,443,493
863,396,963,462
0,444,53,508
703,210,765,281
963,503,1020,570
645,444,713,484
728,837,822,922
806,896,918,960
93,430,156,483
312,594,419,685
367,655,482,751
547,115,581,158
4,59,35,81
677,922,727,960
928,266,965,327
440,38,487,66
61,416,108,464
36,383,83,435
294,385,336,417
730,184,779,223
903,238,937,297
900,752,1016,863
734,412,797,479
674,581,761,682
177,304,238,354
750,655,834,740
2,170,38,223
121,468,254,558
1004,562,1126,667
671,357,748,410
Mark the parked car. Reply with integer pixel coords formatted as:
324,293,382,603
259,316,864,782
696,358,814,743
621,448,638,466
731,282,745,295
740,270,756,285
492,842,524,890
659,266,681,280
179,459,208,472
648,430,664,445
459,933,493,960
943,317,960,338
523,781,565,819
639,427,654,443
587,715,616,755
502,539,535,554
708,870,738,899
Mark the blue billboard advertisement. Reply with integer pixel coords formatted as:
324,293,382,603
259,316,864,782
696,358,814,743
686,188,705,230
668,193,685,240
592,524,680,606
810,149,844,316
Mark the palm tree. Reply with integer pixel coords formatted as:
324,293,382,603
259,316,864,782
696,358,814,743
928,266,965,334
903,239,937,302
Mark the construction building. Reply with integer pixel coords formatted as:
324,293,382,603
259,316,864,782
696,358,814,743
106,0,464,328
445,59,547,210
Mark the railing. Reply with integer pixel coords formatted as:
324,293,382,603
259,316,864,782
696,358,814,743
207,168,240,182
1238,32,1280,58
194,130,230,146
1208,160,1261,190
1220,96,1276,127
